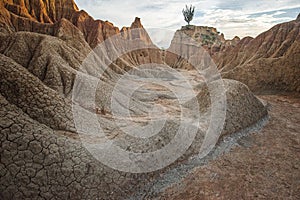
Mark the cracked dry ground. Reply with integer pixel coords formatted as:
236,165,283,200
158,94,300,199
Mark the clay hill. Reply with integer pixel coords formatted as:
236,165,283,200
0,0,299,199
215,17,300,92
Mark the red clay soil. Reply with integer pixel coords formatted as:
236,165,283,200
159,94,300,199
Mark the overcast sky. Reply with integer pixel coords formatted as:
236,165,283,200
75,0,300,46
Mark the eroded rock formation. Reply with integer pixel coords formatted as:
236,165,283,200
172,25,240,56
164,25,240,70
0,0,151,49
216,16,300,92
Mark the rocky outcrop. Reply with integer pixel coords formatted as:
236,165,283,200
0,0,151,49
171,25,240,56
0,0,80,35
121,17,152,45
2,0,79,23
216,16,300,92
70,10,121,48
163,25,240,70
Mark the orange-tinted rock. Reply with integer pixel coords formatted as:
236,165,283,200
3,0,79,23
70,10,121,48
0,0,150,49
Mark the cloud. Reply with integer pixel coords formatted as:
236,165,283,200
75,0,300,42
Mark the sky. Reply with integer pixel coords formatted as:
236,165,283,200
75,0,300,47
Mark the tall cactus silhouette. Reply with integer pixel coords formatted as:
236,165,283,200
182,5,195,25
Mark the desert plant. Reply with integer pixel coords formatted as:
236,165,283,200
182,5,195,25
